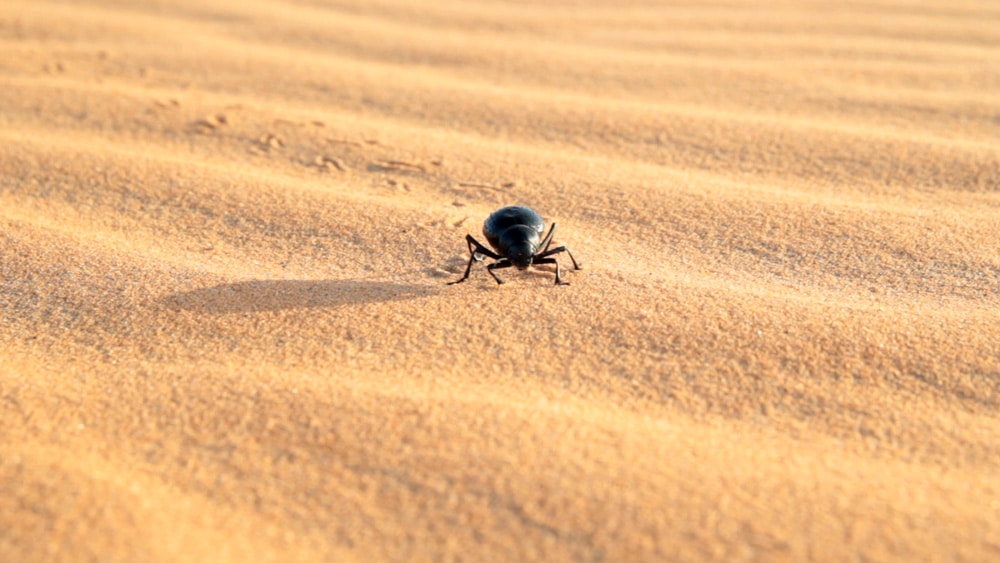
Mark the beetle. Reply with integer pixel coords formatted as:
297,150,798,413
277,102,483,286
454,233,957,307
448,205,581,285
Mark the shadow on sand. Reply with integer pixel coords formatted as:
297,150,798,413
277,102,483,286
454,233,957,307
162,279,439,314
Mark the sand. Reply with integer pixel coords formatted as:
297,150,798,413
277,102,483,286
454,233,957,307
1,0,998,560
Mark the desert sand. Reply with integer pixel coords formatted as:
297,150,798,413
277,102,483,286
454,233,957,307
1,0,998,560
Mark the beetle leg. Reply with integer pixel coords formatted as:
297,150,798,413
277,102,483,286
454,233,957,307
448,234,503,285
448,252,478,285
538,223,557,254
486,259,512,284
535,245,581,270
466,234,503,260
531,257,568,285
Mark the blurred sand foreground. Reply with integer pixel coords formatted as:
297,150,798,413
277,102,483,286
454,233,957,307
1,0,998,561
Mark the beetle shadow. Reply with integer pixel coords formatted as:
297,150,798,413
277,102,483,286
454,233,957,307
162,279,439,314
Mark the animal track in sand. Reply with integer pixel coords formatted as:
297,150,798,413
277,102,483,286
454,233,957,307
152,98,181,110
194,113,228,133
456,180,517,191
312,155,347,172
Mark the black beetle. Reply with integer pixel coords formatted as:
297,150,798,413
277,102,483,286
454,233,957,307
448,205,581,285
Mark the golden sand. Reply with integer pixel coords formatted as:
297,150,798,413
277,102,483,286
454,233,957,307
2,0,998,560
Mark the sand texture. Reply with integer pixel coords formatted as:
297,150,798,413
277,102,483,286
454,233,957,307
2,0,999,560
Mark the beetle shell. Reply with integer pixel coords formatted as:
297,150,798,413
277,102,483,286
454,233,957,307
448,204,579,285
483,206,544,253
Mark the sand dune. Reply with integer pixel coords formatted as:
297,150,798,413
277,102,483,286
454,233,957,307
2,0,998,560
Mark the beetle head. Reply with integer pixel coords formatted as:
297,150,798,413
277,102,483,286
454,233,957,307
508,244,535,269
500,225,540,269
